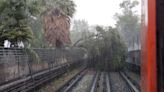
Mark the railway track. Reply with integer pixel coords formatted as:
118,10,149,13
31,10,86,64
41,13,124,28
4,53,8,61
88,72,110,92
71,70,95,92
88,71,139,92
55,68,87,92
0,62,77,92
0,67,139,92
123,71,140,90
109,72,139,92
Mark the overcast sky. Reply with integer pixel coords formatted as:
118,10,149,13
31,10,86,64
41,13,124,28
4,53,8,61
73,0,141,26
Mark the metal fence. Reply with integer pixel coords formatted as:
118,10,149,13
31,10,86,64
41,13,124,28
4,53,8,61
0,47,86,84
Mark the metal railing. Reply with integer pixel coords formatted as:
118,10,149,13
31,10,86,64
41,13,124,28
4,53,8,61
0,48,86,85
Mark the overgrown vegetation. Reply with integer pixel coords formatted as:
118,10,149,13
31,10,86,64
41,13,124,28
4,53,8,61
72,0,140,71
115,0,140,48
0,0,40,47
0,0,140,71
0,0,76,48
77,26,127,71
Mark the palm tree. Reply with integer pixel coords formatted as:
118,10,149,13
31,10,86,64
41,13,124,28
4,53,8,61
0,0,40,47
42,0,76,48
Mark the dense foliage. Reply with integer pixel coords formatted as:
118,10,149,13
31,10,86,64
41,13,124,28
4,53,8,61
0,0,76,48
0,0,40,47
78,26,127,71
115,0,140,48
0,0,139,70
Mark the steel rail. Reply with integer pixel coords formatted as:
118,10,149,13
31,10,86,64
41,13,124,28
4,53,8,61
89,72,100,92
120,72,139,92
105,72,111,92
123,71,140,90
55,68,87,92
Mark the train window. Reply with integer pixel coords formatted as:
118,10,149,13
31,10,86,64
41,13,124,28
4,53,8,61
1,0,164,91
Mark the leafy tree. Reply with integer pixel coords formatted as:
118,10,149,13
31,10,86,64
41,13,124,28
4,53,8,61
78,26,127,71
95,26,127,70
0,0,40,47
115,0,140,48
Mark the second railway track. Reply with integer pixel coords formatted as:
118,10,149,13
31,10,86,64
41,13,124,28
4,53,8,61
88,71,139,92
55,68,88,92
109,72,139,92
1,66,139,92
0,62,77,92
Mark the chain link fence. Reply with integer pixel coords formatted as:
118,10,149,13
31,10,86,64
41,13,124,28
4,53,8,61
0,47,86,85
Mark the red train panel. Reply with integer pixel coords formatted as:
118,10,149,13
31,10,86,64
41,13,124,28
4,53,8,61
141,0,157,92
